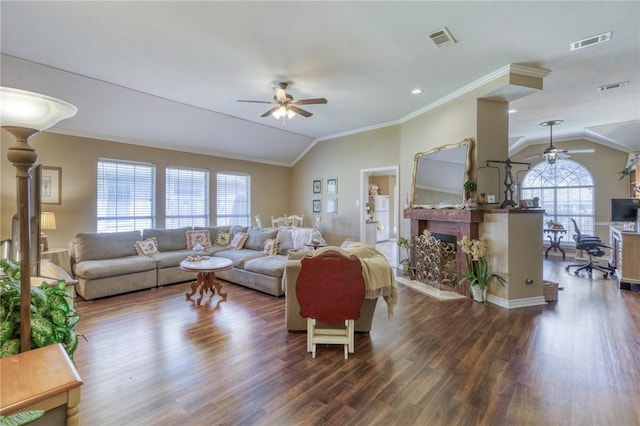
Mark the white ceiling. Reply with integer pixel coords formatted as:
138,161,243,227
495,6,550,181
1,1,638,166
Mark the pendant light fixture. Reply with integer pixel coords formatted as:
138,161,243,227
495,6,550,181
540,119,564,164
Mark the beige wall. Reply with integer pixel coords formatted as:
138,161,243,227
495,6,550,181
511,139,630,242
1,130,290,249
290,126,400,245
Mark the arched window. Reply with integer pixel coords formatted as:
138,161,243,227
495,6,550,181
520,159,595,238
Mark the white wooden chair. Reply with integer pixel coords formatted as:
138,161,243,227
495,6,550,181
287,214,303,228
271,216,289,228
295,250,366,359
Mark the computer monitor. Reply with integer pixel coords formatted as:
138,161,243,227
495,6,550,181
610,198,640,222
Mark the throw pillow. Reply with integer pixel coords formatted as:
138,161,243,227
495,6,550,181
134,237,159,256
228,232,248,250
185,230,211,249
215,232,232,246
263,238,279,255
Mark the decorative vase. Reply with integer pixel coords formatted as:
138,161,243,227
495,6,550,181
471,286,487,303
465,199,478,210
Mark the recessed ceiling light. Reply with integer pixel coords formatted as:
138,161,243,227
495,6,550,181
570,31,612,51
508,109,517,114
411,89,423,95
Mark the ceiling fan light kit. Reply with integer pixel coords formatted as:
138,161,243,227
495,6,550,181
540,119,564,164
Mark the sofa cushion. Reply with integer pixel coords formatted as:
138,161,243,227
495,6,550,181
244,255,287,278
215,232,232,246
185,230,211,249
277,228,314,254
214,249,263,268
263,238,279,255
151,249,194,269
244,227,277,250
229,232,248,250
230,225,248,236
142,227,191,252
73,231,141,262
194,226,230,245
74,255,156,280
134,237,159,256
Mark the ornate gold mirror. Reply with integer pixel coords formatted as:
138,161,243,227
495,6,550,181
411,138,474,209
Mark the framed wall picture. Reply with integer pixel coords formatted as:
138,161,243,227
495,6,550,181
312,199,321,213
327,178,338,195
313,179,322,194
41,166,62,205
326,197,338,215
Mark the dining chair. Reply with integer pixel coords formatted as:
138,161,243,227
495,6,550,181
295,250,366,359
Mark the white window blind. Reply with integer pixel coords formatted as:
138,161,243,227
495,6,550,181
216,172,250,226
97,159,156,232
521,159,595,238
166,167,209,228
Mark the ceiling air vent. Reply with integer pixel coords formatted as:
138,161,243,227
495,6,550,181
428,27,456,47
570,31,611,51
598,80,630,92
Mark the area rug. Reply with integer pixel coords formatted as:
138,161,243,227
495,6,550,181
396,276,467,301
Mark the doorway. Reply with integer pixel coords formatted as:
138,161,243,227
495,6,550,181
360,166,399,267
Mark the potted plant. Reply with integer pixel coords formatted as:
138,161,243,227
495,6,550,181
397,236,415,279
455,236,506,303
478,192,487,204
0,259,81,359
463,180,478,209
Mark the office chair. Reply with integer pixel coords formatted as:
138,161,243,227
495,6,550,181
565,218,616,278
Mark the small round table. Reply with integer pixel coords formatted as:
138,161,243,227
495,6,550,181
544,228,567,260
180,257,233,306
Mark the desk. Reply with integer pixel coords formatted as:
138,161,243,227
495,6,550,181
0,343,83,425
180,257,233,306
544,228,567,260
610,225,640,290
41,248,72,275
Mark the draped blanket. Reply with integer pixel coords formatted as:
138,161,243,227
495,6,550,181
314,243,398,318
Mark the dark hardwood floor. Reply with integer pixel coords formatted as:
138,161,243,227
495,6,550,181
73,258,640,425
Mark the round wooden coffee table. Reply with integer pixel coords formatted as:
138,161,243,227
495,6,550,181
180,257,233,306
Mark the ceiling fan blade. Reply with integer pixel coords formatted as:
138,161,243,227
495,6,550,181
524,154,542,161
289,105,313,117
237,100,274,104
566,149,595,154
295,98,328,105
260,106,279,117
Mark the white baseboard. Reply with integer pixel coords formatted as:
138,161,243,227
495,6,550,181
486,294,547,309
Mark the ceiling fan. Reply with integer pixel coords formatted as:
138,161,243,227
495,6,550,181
237,82,327,120
526,120,594,164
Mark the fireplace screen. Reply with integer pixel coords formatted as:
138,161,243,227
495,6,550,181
414,230,457,289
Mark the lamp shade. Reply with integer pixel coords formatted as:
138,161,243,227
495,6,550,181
40,211,57,230
0,87,77,131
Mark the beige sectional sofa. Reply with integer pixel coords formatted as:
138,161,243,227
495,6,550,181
69,225,315,300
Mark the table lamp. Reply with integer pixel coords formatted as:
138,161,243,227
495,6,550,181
40,212,57,252
1,86,77,352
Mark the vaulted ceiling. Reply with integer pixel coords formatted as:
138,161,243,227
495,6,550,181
1,1,638,166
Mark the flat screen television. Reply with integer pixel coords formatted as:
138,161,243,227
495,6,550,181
611,198,640,222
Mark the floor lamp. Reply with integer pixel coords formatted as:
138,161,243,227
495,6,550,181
0,87,77,352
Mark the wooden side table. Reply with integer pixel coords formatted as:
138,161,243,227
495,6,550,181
0,344,83,425
544,228,567,260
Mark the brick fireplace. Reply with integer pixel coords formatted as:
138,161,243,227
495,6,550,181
403,208,484,296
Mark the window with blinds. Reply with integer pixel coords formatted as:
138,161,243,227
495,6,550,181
166,167,209,228
216,172,250,226
520,159,595,238
97,159,156,232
